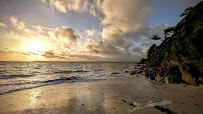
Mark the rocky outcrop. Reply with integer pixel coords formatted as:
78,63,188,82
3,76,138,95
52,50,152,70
130,64,145,75
142,1,203,86
145,68,157,80
139,58,146,64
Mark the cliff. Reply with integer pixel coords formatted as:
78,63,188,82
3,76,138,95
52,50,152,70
144,1,203,86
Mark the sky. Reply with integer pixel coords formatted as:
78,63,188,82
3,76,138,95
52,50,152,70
0,0,201,61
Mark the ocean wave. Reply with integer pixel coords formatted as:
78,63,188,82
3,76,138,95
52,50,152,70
0,76,82,95
54,70,89,74
42,76,82,83
0,76,82,87
0,62,136,95
0,74,33,79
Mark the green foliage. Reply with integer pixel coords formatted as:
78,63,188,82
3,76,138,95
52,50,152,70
144,1,203,85
164,27,174,39
164,27,174,34
147,44,157,57
180,7,193,17
150,35,162,40
150,27,174,42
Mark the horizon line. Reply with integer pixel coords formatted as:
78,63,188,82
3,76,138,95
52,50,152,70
0,61,139,63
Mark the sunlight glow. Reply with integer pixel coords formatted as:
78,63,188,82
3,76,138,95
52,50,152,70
27,41,47,58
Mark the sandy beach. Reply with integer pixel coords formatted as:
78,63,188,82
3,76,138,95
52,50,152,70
0,75,203,114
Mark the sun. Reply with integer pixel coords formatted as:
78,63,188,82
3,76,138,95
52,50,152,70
27,41,47,57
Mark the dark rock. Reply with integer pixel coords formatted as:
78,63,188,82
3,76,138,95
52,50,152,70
154,106,177,114
195,104,200,106
130,71,135,75
129,103,136,107
179,63,198,85
139,58,146,64
145,68,158,80
111,72,120,75
166,75,181,84
130,69,144,75
166,65,182,83
155,64,182,84
122,99,127,103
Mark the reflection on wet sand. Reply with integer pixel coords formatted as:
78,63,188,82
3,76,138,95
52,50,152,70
0,76,163,113
0,75,202,114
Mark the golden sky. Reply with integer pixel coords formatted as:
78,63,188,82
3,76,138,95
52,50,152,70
0,0,201,61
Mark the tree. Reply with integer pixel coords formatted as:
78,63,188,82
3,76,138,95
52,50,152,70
180,7,193,17
147,44,157,57
150,35,162,40
164,27,174,39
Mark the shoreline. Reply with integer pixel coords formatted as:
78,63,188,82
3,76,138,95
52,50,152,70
0,75,203,113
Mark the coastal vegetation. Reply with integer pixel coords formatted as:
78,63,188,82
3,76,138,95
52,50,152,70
141,1,203,86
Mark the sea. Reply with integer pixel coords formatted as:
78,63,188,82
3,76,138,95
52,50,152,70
0,61,136,95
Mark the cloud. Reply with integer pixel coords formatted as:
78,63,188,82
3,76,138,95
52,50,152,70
82,39,146,61
2,17,81,59
101,0,151,47
61,44,70,50
41,0,154,61
131,47,143,53
0,48,29,56
42,0,152,41
43,0,90,13
41,0,47,3
3,0,178,61
148,24,169,38
89,0,104,21
49,26,78,44
85,39,121,56
2,0,201,61
6,31,21,39
0,22,7,27
86,28,98,36
32,25,54,35
41,50,57,58
10,17,30,33
69,54,109,61
10,17,25,30
42,50,66,59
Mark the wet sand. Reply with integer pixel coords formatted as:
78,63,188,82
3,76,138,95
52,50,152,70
0,75,203,114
